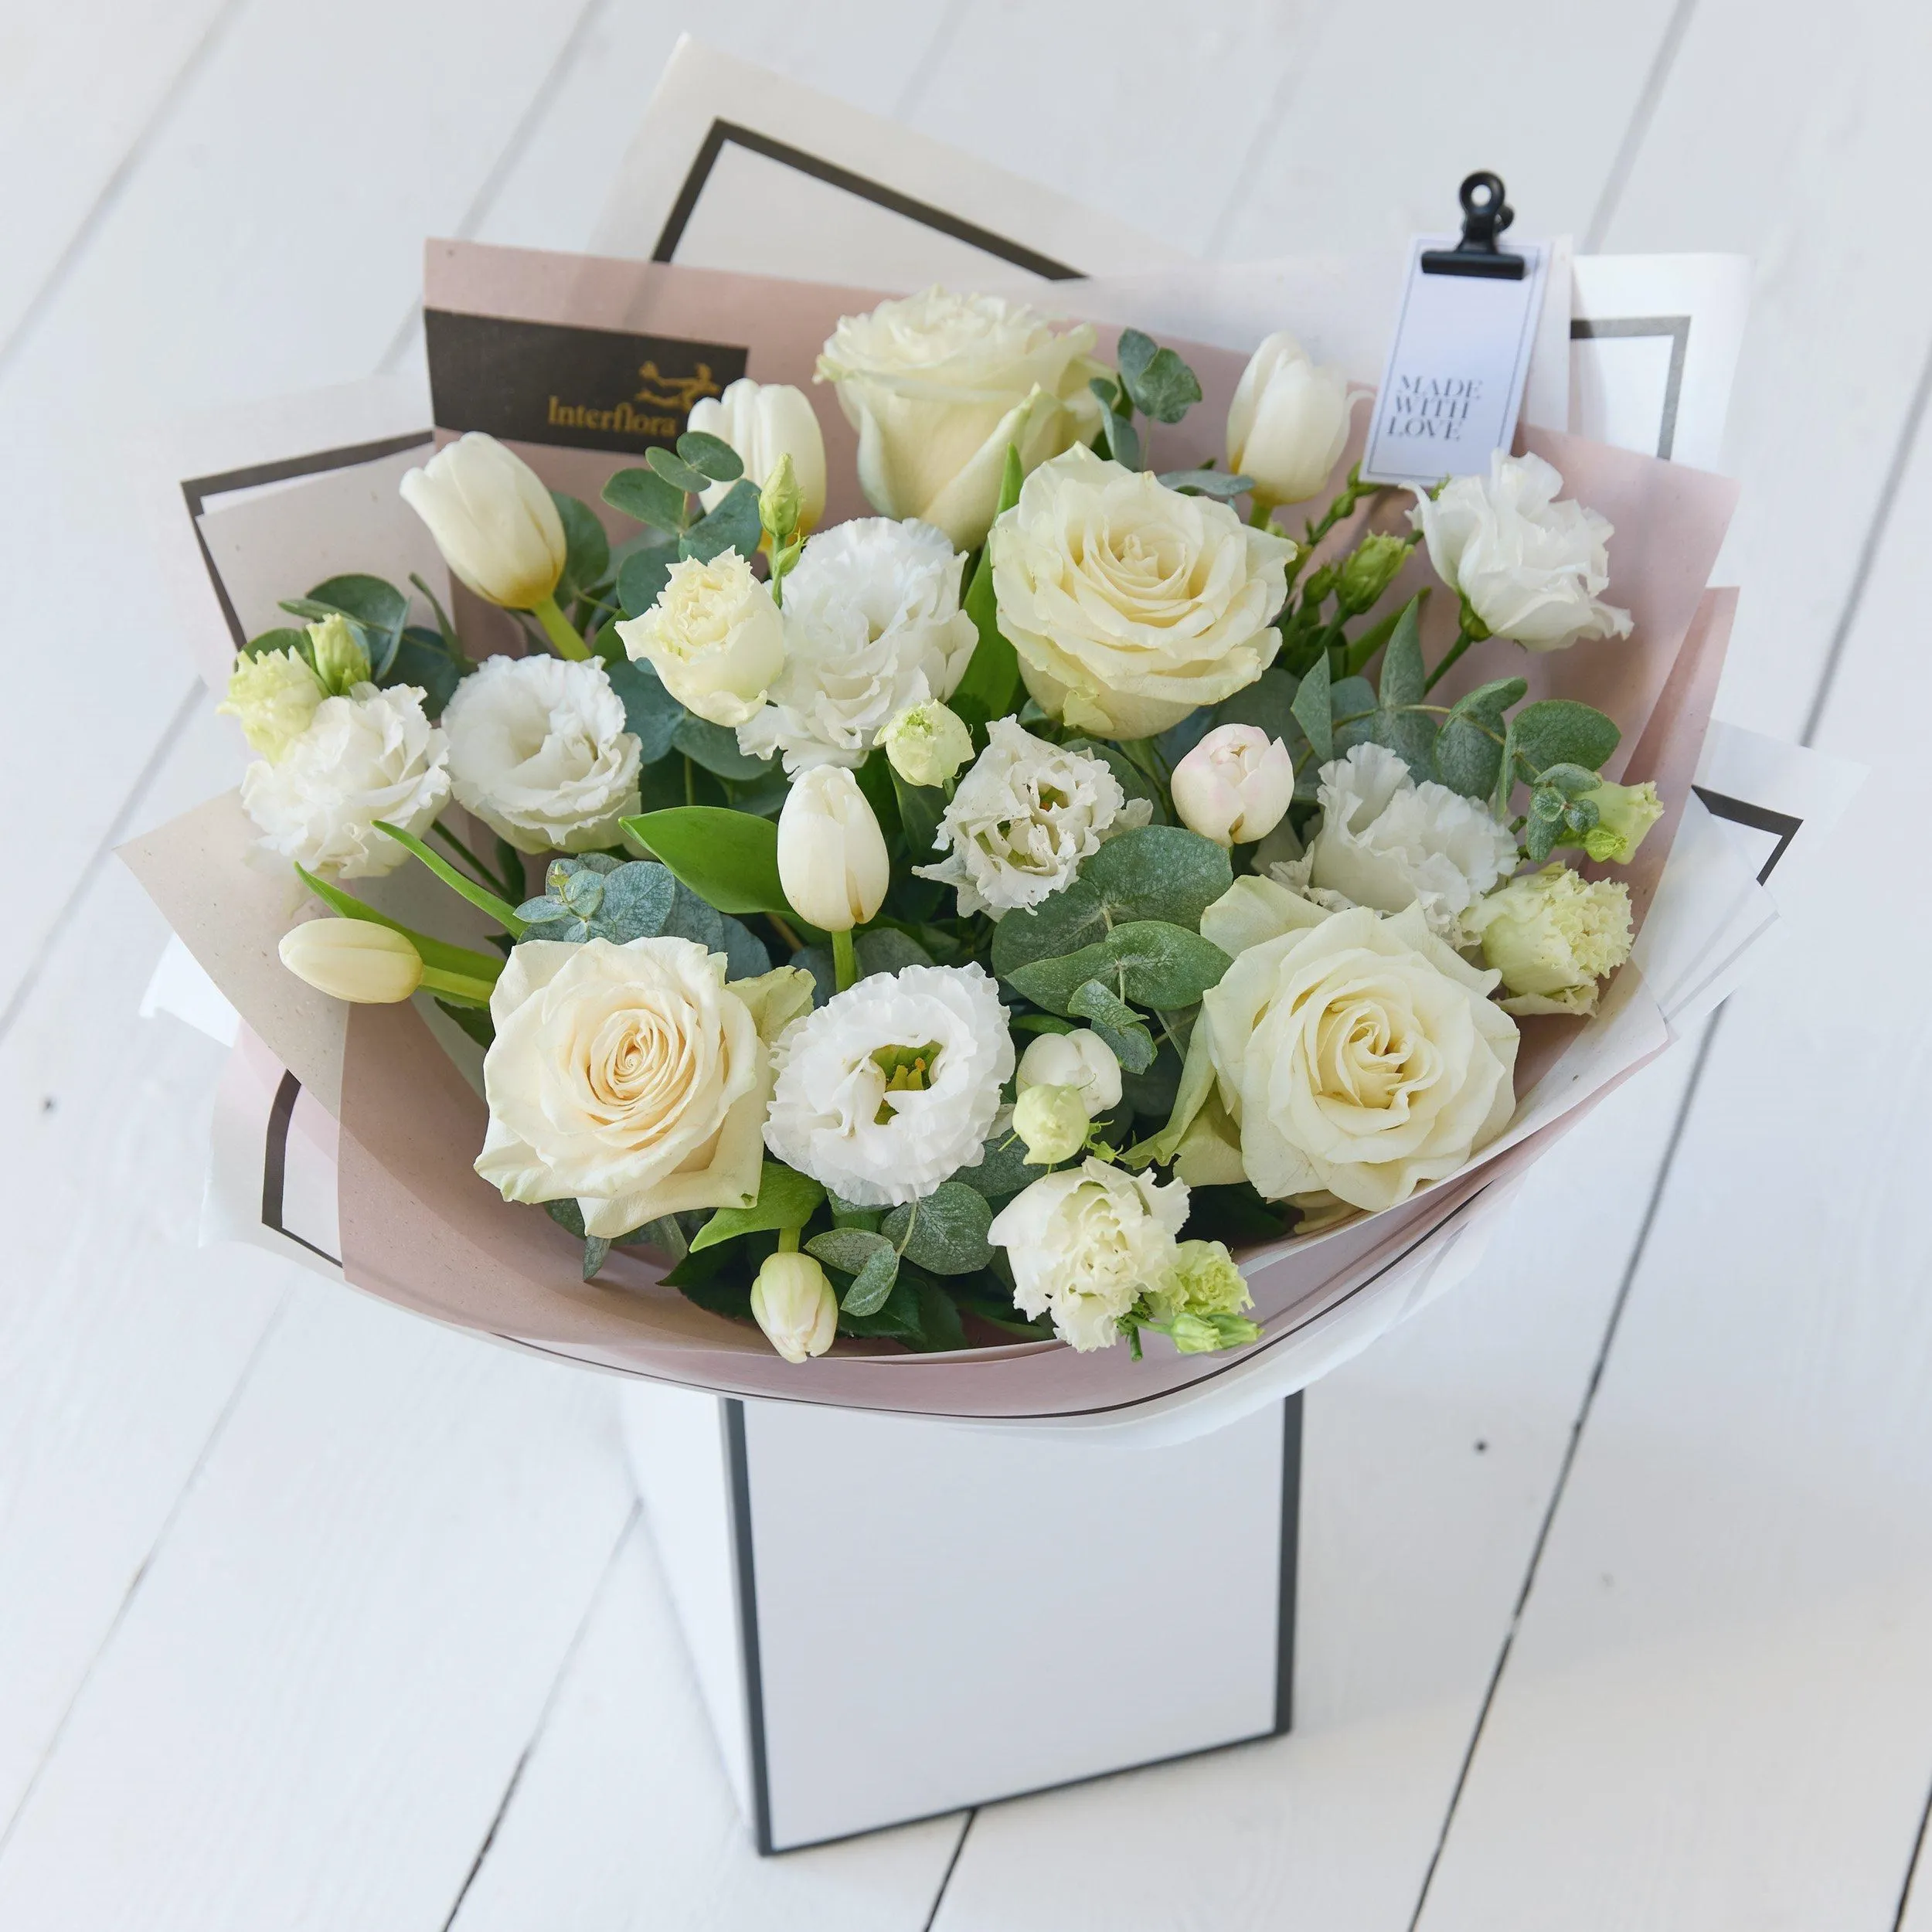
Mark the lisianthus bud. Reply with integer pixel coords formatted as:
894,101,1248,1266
1336,532,1411,614
750,1250,839,1363
1170,723,1294,847
308,612,371,695
1015,1028,1123,1111
399,431,567,611
1011,1083,1091,1165
219,646,325,760
1226,332,1355,509
776,766,889,932
1576,777,1663,865
876,699,974,790
688,378,828,536
277,918,423,1003
1461,862,1633,1015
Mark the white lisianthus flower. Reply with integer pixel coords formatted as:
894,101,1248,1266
990,447,1295,740
1288,742,1519,937
240,682,450,879
763,962,1013,1209
1015,1029,1124,1111
400,432,567,611
917,718,1151,917
476,937,814,1239
737,519,978,774
1170,723,1295,847
1410,451,1632,652
442,654,641,854
1461,862,1634,1016
1197,900,1519,1213
1226,332,1356,509
817,287,1107,550
219,647,325,761
987,1158,1189,1352
687,379,828,534
616,549,785,728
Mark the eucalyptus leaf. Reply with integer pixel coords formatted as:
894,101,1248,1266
883,1183,992,1276
581,1236,612,1281
1103,407,1144,471
675,430,743,483
1372,704,1438,782
603,465,687,534
615,543,676,620
1433,675,1525,800
1331,675,1379,753
1376,596,1426,710
1117,329,1202,424
1535,761,1601,798
550,492,611,600
1156,469,1253,498
386,626,466,719
1005,920,1231,1016
842,1245,901,1316
951,1123,1042,1200
1509,698,1620,778
808,1226,896,1276
645,444,716,497
692,1162,826,1250
679,478,761,564
673,713,774,780
604,656,684,762
1291,650,1333,761
1065,978,1157,1073
303,573,409,679
241,625,315,663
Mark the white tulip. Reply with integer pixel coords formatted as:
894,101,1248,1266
776,766,889,932
750,1252,840,1363
1226,332,1356,509
687,379,828,535
1170,723,1295,847
1015,1029,1123,1112
400,432,567,611
278,919,422,1002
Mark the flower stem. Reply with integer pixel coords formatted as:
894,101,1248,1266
417,964,500,1006
832,927,858,992
530,591,590,660
1247,498,1278,531
373,821,528,936
428,818,517,899
1422,623,1480,694
777,1226,801,1253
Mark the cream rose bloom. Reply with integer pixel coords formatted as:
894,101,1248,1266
1196,897,1519,1213
443,654,641,854
475,936,813,1240
617,549,785,728
817,287,1107,551
990,447,1295,740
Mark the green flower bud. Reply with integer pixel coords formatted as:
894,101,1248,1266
1336,532,1410,614
1576,777,1663,865
876,699,975,790
760,450,803,547
1012,1083,1091,1166
308,612,372,695
1461,862,1633,1016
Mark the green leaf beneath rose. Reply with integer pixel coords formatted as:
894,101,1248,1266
1004,920,1231,1016
882,1182,993,1275
621,806,793,919
1065,978,1157,1073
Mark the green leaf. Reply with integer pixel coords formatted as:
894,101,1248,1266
1291,650,1333,762
581,1235,612,1281
298,574,410,680
1121,1038,1183,1121
292,864,504,981
1065,978,1157,1073
1509,699,1620,778
372,821,526,934
882,1182,993,1275
241,625,313,663
1376,595,1426,710
673,713,773,780
1005,920,1231,1017
892,767,945,862
1338,599,1408,679
808,1225,895,1274
951,1126,1043,1200
1524,811,1560,864
604,656,685,761
1535,761,1600,798
615,543,676,619
679,478,761,564
1434,675,1525,800
905,1272,969,1352
550,493,610,600
386,626,466,718
1088,375,1119,411
951,1291,1055,1340
954,446,1026,726
622,807,791,918
1331,675,1380,753
676,430,743,484
1155,469,1253,498
692,1162,826,1250
992,825,1232,981
1373,706,1438,782
842,1245,900,1315
1117,329,1202,424
645,444,716,497
603,465,688,534
1102,407,1143,471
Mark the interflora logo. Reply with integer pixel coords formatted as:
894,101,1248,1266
546,359,726,437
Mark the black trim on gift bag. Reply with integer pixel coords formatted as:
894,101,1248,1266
260,1070,341,1267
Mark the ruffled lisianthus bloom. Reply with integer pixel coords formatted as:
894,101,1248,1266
1410,450,1632,651
219,646,325,760
1461,862,1634,1015
442,653,641,854
762,962,1013,1209
240,682,449,879
816,287,1107,550
475,936,813,1239
917,717,1151,917
988,447,1295,740
987,1158,1189,1352
736,518,978,774
1283,742,1520,937
1194,895,1519,1213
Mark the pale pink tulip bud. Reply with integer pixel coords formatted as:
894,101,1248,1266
1169,724,1294,847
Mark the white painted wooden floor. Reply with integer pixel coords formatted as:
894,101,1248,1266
2,2,1928,1924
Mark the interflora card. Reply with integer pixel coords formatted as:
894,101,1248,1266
1362,236,1549,487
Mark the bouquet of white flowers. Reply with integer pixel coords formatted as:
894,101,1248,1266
128,247,1750,1423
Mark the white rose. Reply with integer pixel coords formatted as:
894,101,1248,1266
218,646,325,761
736,518,978,774
240,682,450,880
687,379,828,535
775,766,889,934
817,287,1107,551
1461,862,1633,1016
1170,723,1295,847
763,962,1013,1208
1199,900,1519,1213
1410,450,1632,651
1292,742,1519,937
990,447,1295,740
400,432,566,611
1016,1029,1124,1111
916,718,1151,918
442,654,641,855
616,548,784,728
475,936,813,1239
986,1158,1189,1352
1226,332,1356,509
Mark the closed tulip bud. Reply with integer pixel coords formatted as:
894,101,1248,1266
1170,723,1295,847
689,378,828,536
876,699,974,790
1336,532,1412,615
399,431,567,611
1226,332,1356,509
1015,1028,1123,1111
777,767,889,932
750,1251,839,1364
1012,1083,1091,1165
278,919,423,1003
308,612,371,695
1576,777,1663,865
